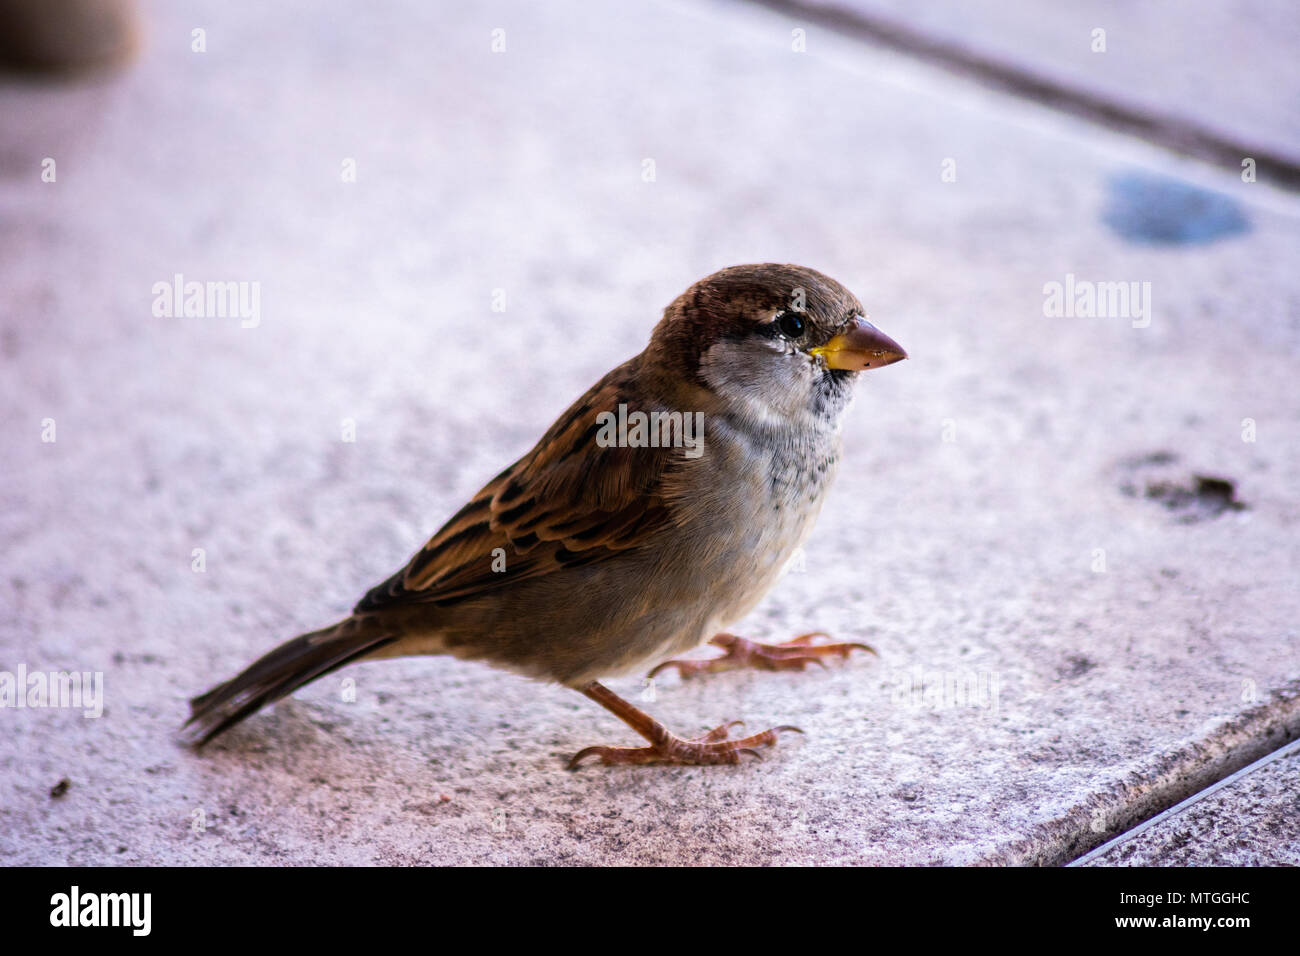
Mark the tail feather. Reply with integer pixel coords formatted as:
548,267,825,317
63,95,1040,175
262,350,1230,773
186,618,396,747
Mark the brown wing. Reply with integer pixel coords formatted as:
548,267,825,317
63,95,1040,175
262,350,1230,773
354,361,679,614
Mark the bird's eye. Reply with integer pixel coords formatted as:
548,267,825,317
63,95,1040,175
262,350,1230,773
776,311,805,338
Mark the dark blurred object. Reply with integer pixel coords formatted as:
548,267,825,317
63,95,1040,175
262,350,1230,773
0,0,139,74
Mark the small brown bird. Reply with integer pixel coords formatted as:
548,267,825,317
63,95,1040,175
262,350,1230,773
187,264,906,767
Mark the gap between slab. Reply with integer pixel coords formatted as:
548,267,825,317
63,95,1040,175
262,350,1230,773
1068,735,1300,866
985,684,1300,866
747,0,1300,191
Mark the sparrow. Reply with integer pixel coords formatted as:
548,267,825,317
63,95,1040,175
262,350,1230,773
187,263,907,767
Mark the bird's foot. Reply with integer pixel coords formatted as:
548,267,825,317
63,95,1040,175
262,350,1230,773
567,682,803,769
648,631,875,680
567,719,802,769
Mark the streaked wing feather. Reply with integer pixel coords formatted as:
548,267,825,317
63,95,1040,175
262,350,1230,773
354,364,677,614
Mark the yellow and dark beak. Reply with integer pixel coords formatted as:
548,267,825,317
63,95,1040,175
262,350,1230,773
810,316,907,371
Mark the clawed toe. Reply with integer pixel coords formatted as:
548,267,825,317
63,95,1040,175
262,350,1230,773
694,719,746,743
648,631,876,680
567,724,802,769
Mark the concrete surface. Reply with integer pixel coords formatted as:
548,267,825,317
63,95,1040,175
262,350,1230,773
2,0,1299,865
791,0,1300,163
1080,740,1300,865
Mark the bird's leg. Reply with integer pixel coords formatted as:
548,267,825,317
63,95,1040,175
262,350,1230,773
648,631,875,680
567,681,801,769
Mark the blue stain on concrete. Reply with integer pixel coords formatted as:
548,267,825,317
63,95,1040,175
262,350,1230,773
1102,171,1250,244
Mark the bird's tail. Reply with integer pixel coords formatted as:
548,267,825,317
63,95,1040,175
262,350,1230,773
185,616,396,747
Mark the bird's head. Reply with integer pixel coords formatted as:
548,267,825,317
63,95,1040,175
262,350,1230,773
649,263,907,423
